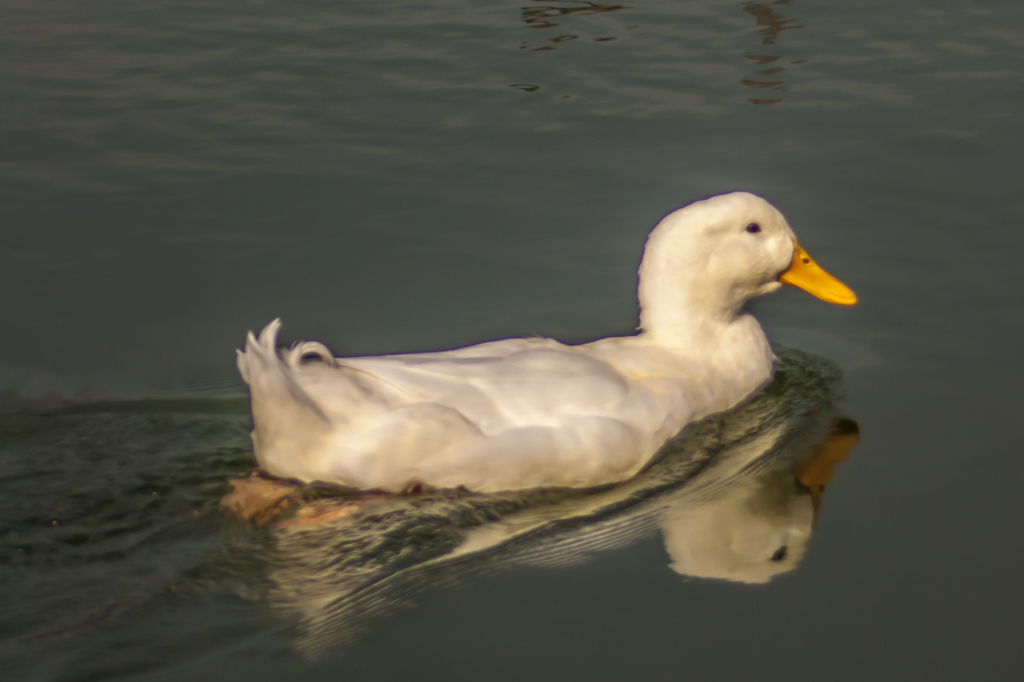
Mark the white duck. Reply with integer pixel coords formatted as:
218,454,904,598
237,192,856,493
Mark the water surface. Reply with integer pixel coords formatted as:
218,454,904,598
2,1,1023,680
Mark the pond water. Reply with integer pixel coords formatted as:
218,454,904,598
3,1,1023,679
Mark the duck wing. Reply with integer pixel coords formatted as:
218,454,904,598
239,321,691,492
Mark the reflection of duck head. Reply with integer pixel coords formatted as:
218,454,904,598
662,480,814,584
662,419,859,583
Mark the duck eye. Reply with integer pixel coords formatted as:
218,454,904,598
745,223,761,233
770,546,788,562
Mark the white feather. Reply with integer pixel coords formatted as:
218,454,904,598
237,192,810,492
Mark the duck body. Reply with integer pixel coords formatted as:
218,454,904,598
240,316,773,492
237,192,855,493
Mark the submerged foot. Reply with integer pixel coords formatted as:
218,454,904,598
272,500,365,528
220,472,302,525
220,471,399,527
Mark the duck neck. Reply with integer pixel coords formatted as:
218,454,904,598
638,293,734,349
636,243,751,350
637,276,774,404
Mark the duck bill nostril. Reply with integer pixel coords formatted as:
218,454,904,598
778,242,858,306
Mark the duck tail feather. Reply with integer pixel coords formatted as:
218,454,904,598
239,320,333,474
235,329,260,385
287,340,337,371
244,319,329,422
257,317,282,351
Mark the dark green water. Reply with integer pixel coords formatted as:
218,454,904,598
3,1,1023,679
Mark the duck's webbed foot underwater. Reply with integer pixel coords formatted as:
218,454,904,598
219,473,361,527
219,473,304,525
219,472,416,528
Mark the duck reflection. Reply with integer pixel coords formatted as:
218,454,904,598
660,417,857,583
225,349,857,656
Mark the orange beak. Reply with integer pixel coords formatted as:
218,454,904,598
779,241,858,306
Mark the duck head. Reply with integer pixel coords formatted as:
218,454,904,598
638,192,856,341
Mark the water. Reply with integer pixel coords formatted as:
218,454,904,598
2,1,1023,679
